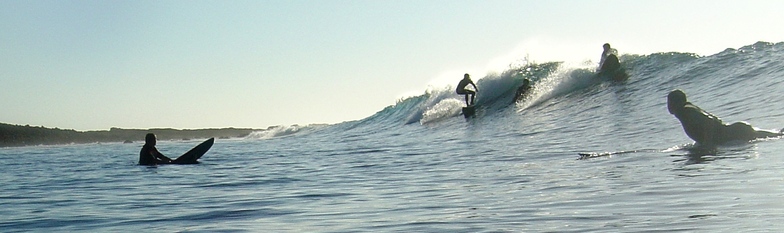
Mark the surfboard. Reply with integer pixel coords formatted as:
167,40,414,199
172,138,214,164
462,105,476,118
578,148,661,160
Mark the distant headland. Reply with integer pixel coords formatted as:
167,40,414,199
0,122,255,147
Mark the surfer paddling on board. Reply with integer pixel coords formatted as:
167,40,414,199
667,89,783,146
456,73,478,106
139,133,173,165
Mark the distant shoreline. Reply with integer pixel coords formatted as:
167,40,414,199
0,123,256,147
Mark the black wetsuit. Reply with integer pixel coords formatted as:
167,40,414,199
456,79,477,105
139,144,172,165
514,83,531,103
599,54,621,73
672,102,780,145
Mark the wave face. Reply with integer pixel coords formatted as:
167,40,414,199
253,41,784,144
338,41,783,130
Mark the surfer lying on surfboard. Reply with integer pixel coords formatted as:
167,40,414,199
456,73,478,106
667,89,783,146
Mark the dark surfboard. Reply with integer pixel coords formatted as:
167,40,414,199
172,138,214,164
462,105,476,118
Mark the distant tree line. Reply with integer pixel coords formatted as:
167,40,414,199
0,123,254,147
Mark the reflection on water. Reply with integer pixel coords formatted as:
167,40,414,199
671,143,758,165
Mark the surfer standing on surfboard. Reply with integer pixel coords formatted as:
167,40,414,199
456,73,478,106
667,89,783,146
139,133,173,165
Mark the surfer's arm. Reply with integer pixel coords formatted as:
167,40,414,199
151,147,172,162
680,108,719,145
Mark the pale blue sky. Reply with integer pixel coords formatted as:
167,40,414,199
2,0,783,130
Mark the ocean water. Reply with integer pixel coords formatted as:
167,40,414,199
2,41,784,232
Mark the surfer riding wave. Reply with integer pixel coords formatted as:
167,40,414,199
456,73,478,106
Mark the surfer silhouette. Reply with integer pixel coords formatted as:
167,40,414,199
667,89,782,146
598,43,620,73
456,73,478,106
598,43,617,70
514,78,532,103
139,133,173,165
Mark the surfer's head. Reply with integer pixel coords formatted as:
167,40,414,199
603,43,611,51
523,78,530,86
145,133,157,146
464,73,470,79
667,89,687,114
